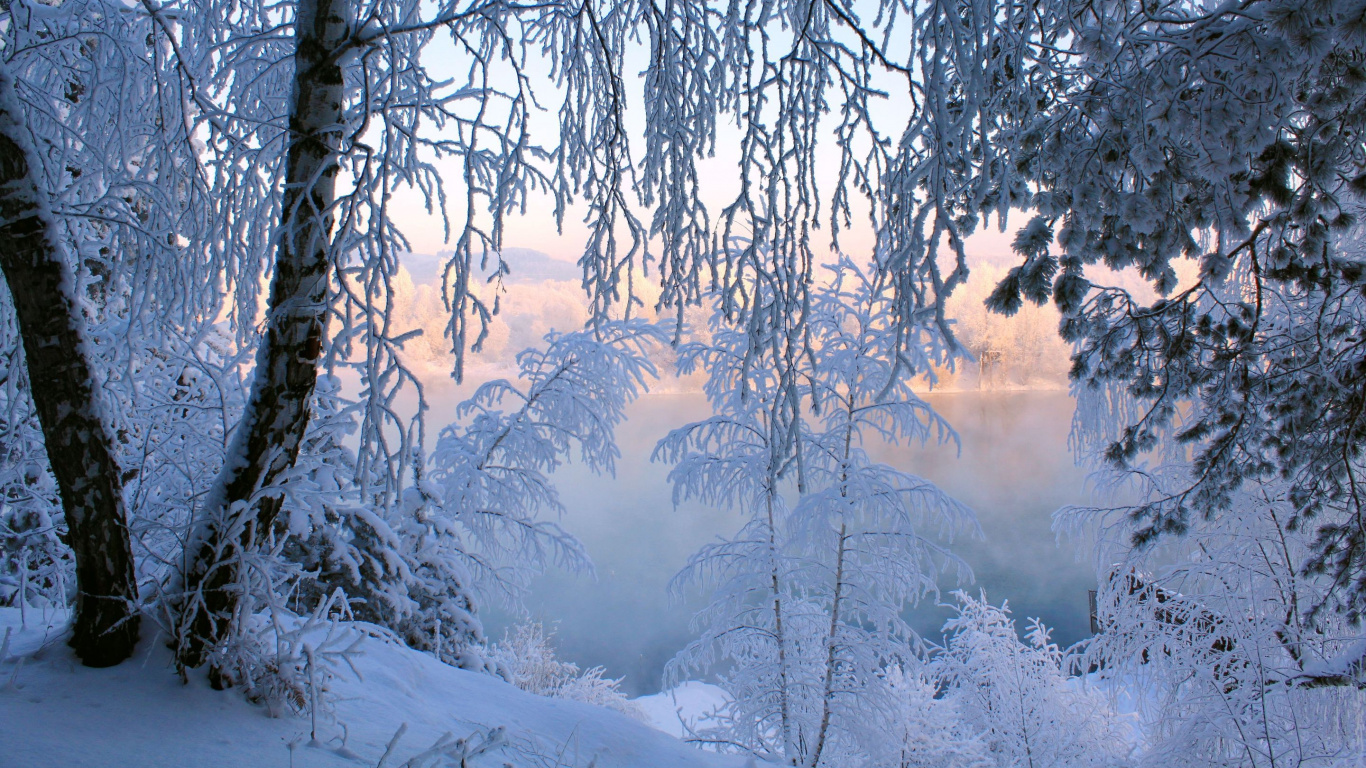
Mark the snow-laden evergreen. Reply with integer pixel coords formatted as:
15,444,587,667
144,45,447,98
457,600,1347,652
983,0,1366,633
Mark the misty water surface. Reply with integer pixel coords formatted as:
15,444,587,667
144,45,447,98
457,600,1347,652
485,390,1098,696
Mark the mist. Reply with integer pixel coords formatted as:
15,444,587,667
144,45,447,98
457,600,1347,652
480,390,1095,697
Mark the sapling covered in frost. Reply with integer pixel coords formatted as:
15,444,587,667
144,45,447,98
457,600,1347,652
661,260,977,766
287,322,664,669
424,319,664,592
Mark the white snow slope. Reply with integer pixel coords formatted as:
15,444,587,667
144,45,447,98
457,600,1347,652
633,682,733,741
0,609,745,768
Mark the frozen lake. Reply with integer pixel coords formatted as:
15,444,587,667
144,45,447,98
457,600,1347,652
481,389,1098,696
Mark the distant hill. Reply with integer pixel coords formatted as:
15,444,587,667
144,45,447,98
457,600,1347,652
401,248,581,287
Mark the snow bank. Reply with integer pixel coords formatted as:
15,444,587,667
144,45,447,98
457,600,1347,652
0,609,745,768
634,682,732,740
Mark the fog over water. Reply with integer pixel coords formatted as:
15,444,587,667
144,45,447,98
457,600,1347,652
482,389,1098,697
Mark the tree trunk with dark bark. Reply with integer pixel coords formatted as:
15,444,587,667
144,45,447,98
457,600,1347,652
0,63,140,667
175,0,351,672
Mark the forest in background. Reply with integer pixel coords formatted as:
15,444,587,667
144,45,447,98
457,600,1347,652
393,253,1076,393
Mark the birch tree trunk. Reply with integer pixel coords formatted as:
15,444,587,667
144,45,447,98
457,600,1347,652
175,0,350,671
0,63,140,667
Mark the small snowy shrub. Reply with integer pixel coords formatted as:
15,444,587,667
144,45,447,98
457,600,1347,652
202,587,366,728
933,592,1133,768
883,665,994,768
0,304,73,612
489,622,644,720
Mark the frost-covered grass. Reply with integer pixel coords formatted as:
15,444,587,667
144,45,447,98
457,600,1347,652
0,609,743,768
488,622,645,721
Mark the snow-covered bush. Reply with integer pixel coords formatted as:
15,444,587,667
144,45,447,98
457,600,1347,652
0,324,62,613
284,493,495,673
489,622,644,720
882,665,994,768
280,373,492,672
0,280,68,613
189,587,377,750
0,457,67,612
933,592,1133,768
1069,480,1366,768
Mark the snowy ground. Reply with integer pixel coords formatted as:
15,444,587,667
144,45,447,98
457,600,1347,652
633,681,732,740
0,609,745,768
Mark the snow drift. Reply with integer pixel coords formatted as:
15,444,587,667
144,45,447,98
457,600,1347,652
0,609,743,768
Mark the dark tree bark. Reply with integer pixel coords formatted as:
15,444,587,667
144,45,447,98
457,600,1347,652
0,63,140,667
175,0,351,672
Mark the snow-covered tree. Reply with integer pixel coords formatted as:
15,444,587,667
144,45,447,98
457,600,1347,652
980,0,1366,633
0,0,260,667
0,0,179,663
661,260,977,767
